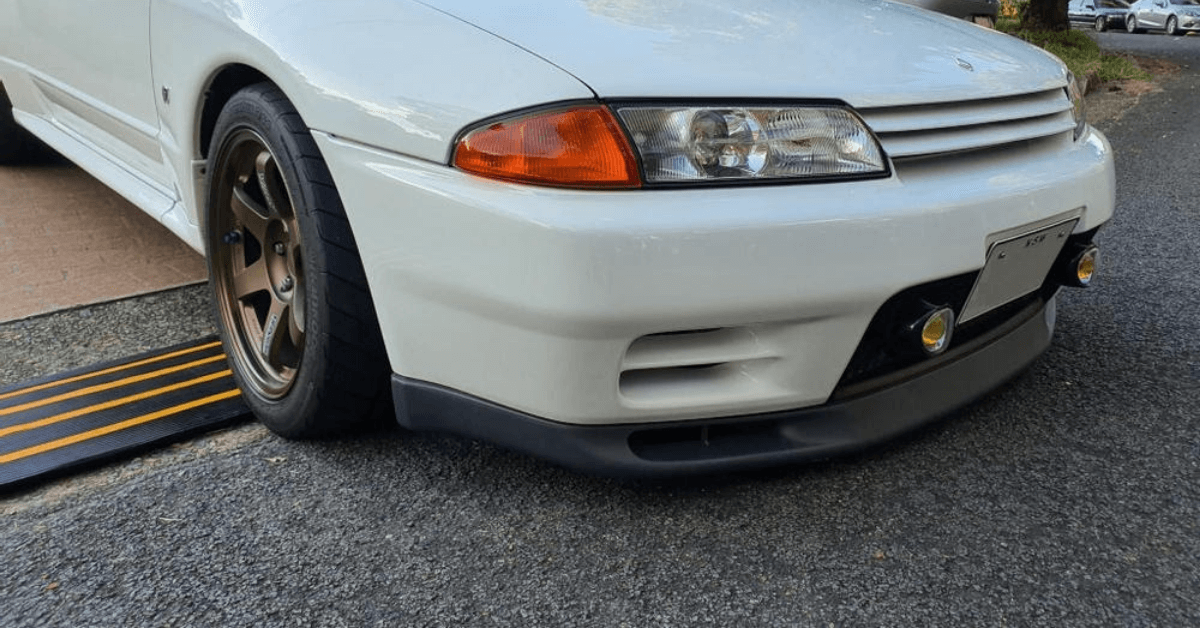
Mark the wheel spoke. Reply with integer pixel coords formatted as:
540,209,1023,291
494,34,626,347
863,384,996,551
231,186,271,242
260,297,291,367
256,151,291,219
231,257,270,300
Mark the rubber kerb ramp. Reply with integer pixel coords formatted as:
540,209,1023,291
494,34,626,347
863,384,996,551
1,336,251,492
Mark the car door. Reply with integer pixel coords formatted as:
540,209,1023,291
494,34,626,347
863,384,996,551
1147,0,1169,25
10,0,172,190
1130,0,1147,23
1069,0,1091,23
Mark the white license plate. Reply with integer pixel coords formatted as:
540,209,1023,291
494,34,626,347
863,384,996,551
959,217,1079,323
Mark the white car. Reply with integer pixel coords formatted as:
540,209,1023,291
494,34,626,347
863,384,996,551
892,0,1000,22
0,0,1113,476
1125,0,1200,33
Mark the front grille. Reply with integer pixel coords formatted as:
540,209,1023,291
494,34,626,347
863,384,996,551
858,88,1075,160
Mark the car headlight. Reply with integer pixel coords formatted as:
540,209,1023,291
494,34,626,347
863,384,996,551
1066,72,1087,141
452,102,887,189
615,105,886,184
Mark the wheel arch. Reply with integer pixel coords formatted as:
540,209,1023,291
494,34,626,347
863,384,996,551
196,63,273,161
178,60,292,244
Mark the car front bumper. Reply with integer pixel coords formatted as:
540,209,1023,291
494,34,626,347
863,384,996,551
391,293,1056,477
1177,15,1200,30
314,125,1113,468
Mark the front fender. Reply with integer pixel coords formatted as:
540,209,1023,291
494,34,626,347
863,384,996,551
150,0,594,224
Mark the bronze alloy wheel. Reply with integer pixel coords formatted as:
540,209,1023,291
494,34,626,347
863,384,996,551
204,83,390,438
210,130,306,399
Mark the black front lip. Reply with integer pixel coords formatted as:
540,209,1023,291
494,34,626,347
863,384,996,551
391,297,1055,478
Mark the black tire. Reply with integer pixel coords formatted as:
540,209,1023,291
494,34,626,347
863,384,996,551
1126,15,1142,33
1166,16,1178,35
0,84,39,165
1095,16,1107,32
204,82,391,438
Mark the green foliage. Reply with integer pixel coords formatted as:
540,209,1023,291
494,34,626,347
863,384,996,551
995,24,1151,83
1093,54,1154,82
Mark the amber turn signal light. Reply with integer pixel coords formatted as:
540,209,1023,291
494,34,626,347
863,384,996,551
454,105,641,189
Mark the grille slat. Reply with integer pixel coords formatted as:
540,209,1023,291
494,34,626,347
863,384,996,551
876,112,1075,158
859,88,1074,160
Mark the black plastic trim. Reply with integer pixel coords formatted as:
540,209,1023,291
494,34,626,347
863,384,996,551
392,298,1055,478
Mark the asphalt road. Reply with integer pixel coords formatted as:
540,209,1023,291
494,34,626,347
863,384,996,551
3,34,1199,627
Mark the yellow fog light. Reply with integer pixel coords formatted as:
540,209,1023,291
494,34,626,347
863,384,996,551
916,307,955,357
1074,246,1099,286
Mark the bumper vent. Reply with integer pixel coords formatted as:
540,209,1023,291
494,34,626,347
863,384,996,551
619,328,778,407
858,88,1075,160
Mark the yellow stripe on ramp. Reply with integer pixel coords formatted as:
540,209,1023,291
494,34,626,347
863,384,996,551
0,389,243,464
0,355,228,418
0,370,234,439
0,341,222,403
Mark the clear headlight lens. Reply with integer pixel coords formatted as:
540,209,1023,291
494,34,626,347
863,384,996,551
1066,72,1087,141
615,105,886,184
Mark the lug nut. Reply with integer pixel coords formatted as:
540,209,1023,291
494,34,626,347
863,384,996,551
222,230,242,245
279,276,294,292
273,242,287,256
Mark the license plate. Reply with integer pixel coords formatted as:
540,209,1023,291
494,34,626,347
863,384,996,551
959,216,1079,323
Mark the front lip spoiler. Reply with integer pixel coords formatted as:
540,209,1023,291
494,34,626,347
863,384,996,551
391,297,1056,478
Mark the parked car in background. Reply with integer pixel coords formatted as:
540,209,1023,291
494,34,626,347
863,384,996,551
0,0,1113,476
1126,0,1200,33
1069,0,1132,31
893,0,1000,22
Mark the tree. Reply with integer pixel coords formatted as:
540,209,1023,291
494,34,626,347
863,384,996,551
1020,0,1070,30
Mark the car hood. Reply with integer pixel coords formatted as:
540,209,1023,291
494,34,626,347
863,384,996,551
417,0,1068,108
